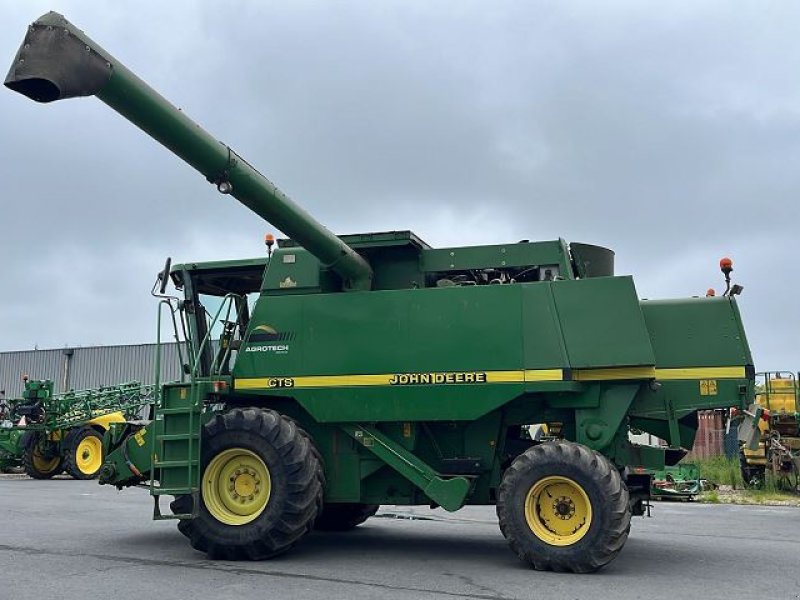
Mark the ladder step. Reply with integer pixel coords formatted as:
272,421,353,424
157,407,200,415
158,433,200,441
155,460,199,468
152,487,199,496
156,512,193,520
151,386,201,501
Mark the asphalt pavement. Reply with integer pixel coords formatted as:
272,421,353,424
1,477,798,600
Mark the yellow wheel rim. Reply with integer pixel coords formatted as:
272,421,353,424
525,475,592,546
202,448,272,525
76,435,103,475
32,448,60,474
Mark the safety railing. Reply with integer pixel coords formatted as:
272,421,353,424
191,293,246,378
757,371,799,415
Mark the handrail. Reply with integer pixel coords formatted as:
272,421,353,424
155,299,192,408
191,293,246,378
758,371,799,414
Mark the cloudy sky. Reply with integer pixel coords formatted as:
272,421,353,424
1,1,798,370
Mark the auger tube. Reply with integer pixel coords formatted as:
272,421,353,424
5,12,373,291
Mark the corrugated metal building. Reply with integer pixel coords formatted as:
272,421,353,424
0,343,187,398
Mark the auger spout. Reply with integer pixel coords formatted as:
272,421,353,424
5,12,373,291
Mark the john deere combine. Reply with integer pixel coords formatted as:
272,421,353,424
739,372,799,491
6,12,758,572
0,378,153,479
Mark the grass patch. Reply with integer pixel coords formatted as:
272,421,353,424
688,455,800,506
691,455,743,488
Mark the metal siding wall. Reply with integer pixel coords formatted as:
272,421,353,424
0,343,187,397
0,349,63,397
687,410,726,460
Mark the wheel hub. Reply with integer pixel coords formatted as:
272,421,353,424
232,469,260,499
76,436,103,475
525,475,592,546
553,496,575,519
203,448,272,525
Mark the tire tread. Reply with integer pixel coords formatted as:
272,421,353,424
496,440,631,573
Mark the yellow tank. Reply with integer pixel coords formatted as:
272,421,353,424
741,372,799,489
755,376,798,415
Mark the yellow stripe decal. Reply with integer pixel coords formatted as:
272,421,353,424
572,367,656,381
236,369,563,390
655,367,746,380
524,369,564,382
235,366,748,390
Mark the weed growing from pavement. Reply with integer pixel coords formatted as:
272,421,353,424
689,456,799,506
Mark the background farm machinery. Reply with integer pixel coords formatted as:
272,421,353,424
649,464,704,500
739,371,800,491
0,378,153,478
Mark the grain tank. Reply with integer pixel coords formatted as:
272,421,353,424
6,12,755,572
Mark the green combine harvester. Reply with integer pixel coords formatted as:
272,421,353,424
0,378,153,478
5,12,760,573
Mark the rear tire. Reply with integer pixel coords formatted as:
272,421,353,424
497,440,631,573
22,433,62,480
63,427,104,480
315,503,379,531
179,408,323,559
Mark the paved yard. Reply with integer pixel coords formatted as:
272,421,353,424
1,478,798,599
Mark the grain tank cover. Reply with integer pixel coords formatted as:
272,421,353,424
570,243,614,278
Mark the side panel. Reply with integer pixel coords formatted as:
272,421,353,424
630,297,754,446
521,284,570,369
640,297,753,368
551,276,655,369
236,285,528,421
234,277,654,422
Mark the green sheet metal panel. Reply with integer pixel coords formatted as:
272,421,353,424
297,385,525,422
550,276,655,368
239,285,525,376
421,240,572,276
262,247,323,293
640,297,752,368
521,283,570,369
234,285,534,421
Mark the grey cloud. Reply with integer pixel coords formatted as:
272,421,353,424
0,1,797,370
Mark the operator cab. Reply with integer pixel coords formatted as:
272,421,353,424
165,257,269,377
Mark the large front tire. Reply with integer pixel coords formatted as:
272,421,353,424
181,408,323,560
497,441,631,573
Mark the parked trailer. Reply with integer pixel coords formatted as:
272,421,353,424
6,12,759,572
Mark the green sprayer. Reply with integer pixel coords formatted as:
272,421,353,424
0,378,153,478
6,12,758,572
